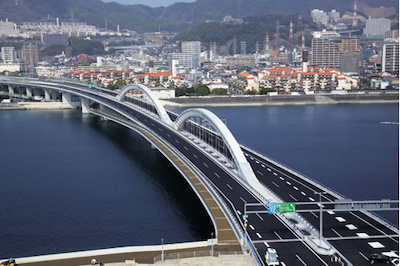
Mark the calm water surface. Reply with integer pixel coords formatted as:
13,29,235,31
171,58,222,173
0,103,398,258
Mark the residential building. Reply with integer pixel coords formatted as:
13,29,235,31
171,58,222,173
311,38,341,68
1,47,15,63
364,18,391,37
382,42,399,74
0,20,17,36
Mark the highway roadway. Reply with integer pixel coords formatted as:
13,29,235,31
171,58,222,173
2,80,398,265
244,149,399,265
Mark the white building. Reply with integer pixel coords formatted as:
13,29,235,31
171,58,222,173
311,9,329,25
364,18,391,37
0,20,17,36
172,41,201,70
1,47,15,63
382,42,399,74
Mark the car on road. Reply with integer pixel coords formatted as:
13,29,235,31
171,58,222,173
0,258,16,266
368,253,391,264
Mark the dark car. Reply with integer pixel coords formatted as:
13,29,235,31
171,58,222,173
368,253,391,264
0,258,16,266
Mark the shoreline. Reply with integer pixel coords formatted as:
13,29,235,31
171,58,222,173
1,93,398,110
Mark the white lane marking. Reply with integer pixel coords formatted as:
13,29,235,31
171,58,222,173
279,176,284,181
369,242,385,248
332,228,342,237
257,170,264,176
295,254,307,266
261,164,265,168
203,162,209,168
327,211,335,215
281,263,287,266
214,172,220,178
357,233,369,238
359,251,369,261
293,186,298,190
256,233,262,239
255,160,260,164
237,210,242,215
273,231,282,240
249,225,255,230
273,172,278,176
350,212,399,243
250,156,254,160
310,212,318,218
272,181,280,188
289,194,298,201
167,134,171,137
335,217,346,222
267,168,271,172
175,139,179,143
240,197,247,204
226,184,233,190
301,191,306,196
286,181,291,185
308,197,315,202
263,241,270,247
346,224,358,230
193,154,198,158
256,213,264,221
184,146,188,150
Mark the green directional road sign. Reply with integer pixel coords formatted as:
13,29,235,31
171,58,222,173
278,203,296,213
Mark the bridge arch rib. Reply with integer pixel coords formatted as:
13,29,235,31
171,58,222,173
117,84,173,127
174,108,258,185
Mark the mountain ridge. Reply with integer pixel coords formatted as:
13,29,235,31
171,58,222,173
0,0,397,33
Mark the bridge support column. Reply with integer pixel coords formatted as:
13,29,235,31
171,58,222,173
81,98,91,114
44,89,52,101
26,87,33,98
8,85,14,95
62,92,74,108
52,91,58,101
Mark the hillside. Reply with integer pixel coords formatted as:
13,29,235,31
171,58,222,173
0,0,397,33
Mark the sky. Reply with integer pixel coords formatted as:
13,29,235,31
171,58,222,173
101,0,196,8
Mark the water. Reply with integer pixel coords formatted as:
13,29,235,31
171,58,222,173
0,110,212,258
0,103,398,258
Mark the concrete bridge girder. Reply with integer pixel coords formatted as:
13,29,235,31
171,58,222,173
117,84,173,127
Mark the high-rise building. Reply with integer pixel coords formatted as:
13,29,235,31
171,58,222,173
364,18,391,37
382,43,399,74
339,38,360,53
0,20,17,36
311,38,341,68
20,43,40,66
1,47,15,63
181,41,201,69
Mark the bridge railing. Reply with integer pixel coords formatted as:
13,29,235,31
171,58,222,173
92,105,248,249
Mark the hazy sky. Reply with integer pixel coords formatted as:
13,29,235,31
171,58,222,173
101,0,196,7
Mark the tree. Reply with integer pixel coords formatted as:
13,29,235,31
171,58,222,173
259,87,275,95
106,80,126,90
195,85,210,96
210,88,228,95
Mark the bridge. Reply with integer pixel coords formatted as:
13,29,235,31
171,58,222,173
0,77,398,266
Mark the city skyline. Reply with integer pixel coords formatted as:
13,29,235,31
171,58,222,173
101,0,196,7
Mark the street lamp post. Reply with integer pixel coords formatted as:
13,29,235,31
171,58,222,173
161,238,164,262
211,232,214,257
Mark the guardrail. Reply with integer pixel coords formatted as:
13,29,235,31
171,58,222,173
153,250,247,264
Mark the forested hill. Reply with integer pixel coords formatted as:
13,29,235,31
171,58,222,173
0,0,397,33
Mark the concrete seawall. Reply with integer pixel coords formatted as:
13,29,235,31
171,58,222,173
160,92,399,107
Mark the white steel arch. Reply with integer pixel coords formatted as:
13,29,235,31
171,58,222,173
117,84,173,126
174,108,259,186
